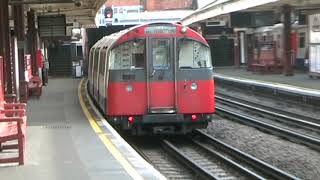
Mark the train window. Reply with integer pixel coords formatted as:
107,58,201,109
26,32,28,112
263,36,266,42
110,40,145,70
93,48,100,73
277,35,281,48
91,48,100,82
178,40,211,69
89,50,94,74
152,39,170,69
99,49,107,75
299,33,305,48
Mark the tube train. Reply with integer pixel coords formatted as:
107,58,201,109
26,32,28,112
88,22,215,135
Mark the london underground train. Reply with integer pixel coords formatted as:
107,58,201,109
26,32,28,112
88,22,215,135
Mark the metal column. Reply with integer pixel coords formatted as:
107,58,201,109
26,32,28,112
282,4,294,76
14,2,27,102
239,31,247,64
234,33,240,68
9,30,19,102
0,0,11,97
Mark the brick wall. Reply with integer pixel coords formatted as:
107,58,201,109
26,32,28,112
104,0,195,10
105,0,141,7
145,0,194,11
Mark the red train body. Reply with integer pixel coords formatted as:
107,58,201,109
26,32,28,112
88,22,215,135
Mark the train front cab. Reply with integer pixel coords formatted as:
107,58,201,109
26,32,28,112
107,24,215,135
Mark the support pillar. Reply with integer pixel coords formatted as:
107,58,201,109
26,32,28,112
234,33,240,68
14,3,28,102
27,9,43,97
0,0,11,97
27,9,38,77
239,31,247,64
282,4,294,76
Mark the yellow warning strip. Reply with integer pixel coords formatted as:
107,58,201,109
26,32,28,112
78,79,144,180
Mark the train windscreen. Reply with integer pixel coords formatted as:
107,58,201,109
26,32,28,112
178,40,212,69
109,40,145,70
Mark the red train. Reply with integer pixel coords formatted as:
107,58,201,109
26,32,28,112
88,22,215,135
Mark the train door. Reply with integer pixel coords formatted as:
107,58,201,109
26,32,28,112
147,38,176,113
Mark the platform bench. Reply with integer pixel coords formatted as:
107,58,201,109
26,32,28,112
0,103,27,165
28,76,42,97
250,58,283,74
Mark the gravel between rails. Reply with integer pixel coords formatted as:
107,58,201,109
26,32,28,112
204,116,320,180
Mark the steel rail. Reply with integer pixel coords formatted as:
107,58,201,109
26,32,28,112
216,94,320,132
161,140,219,180
193,130,300,180
216,106,320,151
190,140,264,180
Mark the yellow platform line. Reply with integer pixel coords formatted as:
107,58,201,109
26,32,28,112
78,79,144,180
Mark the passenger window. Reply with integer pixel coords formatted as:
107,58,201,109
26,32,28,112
89,50,94,74
110,40,145,70
93,48,100,73
178,40,211,69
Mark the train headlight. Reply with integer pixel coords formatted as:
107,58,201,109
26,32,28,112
181,26,188,34
190,83,198,91
126,85,133,92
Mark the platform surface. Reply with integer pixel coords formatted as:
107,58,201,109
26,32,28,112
0,78,133,180
214,67,320,91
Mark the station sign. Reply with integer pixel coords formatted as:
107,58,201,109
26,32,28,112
38,15,66,38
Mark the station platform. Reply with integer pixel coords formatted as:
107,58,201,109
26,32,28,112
214,67,320,99
0,78,164,180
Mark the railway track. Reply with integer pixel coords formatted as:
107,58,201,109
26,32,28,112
216,94,320,151
216,93,320,129
129,132,299,180
126,137,196,180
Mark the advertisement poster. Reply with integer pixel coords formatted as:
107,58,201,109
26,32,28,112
309,13,320,44
309,45,320,73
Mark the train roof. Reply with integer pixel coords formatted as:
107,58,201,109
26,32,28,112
90,22,207,51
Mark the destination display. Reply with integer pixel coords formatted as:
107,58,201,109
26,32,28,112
145,26,177,34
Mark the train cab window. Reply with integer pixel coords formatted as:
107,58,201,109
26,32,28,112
152,39,170,69
178,40,211,69
110,40,145,70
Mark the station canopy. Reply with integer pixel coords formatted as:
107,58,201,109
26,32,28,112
181,0,320,26
9,0,108,27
